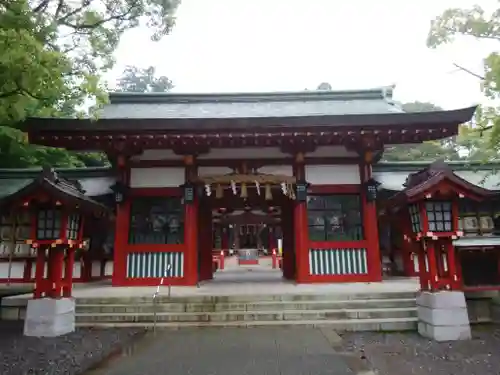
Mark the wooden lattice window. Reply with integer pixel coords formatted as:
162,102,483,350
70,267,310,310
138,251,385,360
129,197,184,244
307,194,363,241
425,201,452,232
36,209,62,240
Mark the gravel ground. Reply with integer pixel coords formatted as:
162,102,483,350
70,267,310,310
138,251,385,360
340,325,500,375
0,321,145,375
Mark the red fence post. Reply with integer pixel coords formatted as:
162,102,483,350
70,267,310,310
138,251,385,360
219,250,225,270
272,249,277,269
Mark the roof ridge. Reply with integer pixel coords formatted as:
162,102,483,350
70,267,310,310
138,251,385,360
108,87,393,105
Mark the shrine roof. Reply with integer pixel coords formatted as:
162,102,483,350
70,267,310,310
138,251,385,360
0,167,110,215
373,161,500,191
19,87,476,132
99,88,404,119
384,160,494,204
0,167,114,199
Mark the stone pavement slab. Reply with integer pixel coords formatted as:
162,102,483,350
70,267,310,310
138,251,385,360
85,327,356,375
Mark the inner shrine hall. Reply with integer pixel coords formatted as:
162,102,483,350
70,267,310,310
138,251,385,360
13,87,479,289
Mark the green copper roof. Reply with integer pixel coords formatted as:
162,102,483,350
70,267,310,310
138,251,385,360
99,87,404,119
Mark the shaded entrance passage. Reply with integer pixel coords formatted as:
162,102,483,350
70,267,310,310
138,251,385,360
197,184,297,284
211,256,285,284
85,327,353,375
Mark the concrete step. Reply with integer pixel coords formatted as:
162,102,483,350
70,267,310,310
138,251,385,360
75,291,417,305
75,307,416,323
76,317,418,331
75,298,417,314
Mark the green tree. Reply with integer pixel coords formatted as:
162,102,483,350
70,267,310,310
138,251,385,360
317,82,332,91
0,0,180,168
427,4,500,156
116,66,174,93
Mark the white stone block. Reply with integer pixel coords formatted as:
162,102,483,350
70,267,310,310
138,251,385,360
23,298,75,337
417,305,469,326
417,291,471,342
418,321,471,341
417,291,467,309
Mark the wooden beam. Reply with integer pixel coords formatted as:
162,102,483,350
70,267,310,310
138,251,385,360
130,157,362,168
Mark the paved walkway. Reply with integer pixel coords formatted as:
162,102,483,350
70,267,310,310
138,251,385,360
85,327,356,375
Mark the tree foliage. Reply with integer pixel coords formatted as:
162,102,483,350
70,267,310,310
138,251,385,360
317,82,332,91
427,4,500,157
0,0,180,168
116,66,174,93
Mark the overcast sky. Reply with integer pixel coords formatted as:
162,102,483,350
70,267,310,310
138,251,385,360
109,0,499,109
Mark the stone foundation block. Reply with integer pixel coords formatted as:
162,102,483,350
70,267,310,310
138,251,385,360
418,321,471,341
417,291,471,342
417,290,467,309
23,298,75,337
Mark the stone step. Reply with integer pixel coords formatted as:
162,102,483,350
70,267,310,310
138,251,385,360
75,291,417,305
75,298,417,314
76,317,418,331
75,307,417,323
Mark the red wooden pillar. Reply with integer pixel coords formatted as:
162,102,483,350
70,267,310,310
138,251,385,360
426,241,439,291
184,202,198,285
112,162,130,286
112,201,129,285
34,247,46,298
417,246,428,290
49,248,64,298
293,155,309,283
63,248,75,297
294,202,308,282
359,159,382,281
446,241,460,290
184,156,198,286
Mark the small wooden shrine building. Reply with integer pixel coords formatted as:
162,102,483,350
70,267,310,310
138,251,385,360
0,167,109,298
380,161,500,292
9,87,478,287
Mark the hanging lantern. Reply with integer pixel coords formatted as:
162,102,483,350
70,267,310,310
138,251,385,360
230,180,237,195
295,181,309,202
364,178,381,203
216,184,223,199
110,181,129,204
240,183,248,198
265,184,272,200
182,182,195,204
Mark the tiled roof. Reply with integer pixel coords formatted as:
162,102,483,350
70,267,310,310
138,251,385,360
0,167,116,199
99,88,403,119
373,161,500,191
0,167,110,215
